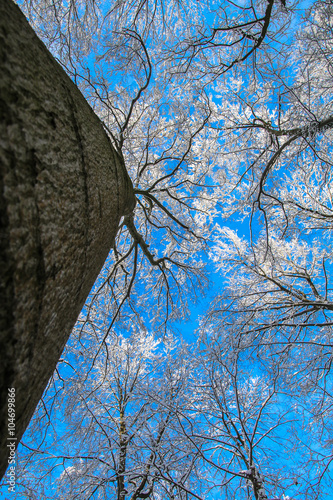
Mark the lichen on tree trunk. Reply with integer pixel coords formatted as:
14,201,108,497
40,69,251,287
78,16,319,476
0,0,135,479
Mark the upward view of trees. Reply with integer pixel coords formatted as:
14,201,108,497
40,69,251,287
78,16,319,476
1,0,333,498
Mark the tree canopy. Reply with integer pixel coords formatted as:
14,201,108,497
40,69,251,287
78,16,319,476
1,0,333,498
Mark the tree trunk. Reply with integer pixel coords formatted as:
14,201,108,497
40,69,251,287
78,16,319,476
0,0,135,480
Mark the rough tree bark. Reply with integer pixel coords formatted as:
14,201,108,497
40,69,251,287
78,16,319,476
0,0,135,479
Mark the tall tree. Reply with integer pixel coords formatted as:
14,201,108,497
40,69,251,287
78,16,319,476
0,0,135,479
202,3,333,494
10,328,202,499
17,0,292,333
3,0,333,497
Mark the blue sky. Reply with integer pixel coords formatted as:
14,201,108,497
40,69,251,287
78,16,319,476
2,0,333,497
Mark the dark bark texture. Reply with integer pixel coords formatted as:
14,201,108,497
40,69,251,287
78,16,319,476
0,0,135,479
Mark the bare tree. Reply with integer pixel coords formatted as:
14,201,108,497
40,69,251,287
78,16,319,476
12,328,203,499
175,330,297,500
13,0,299,339
3,0,333,497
